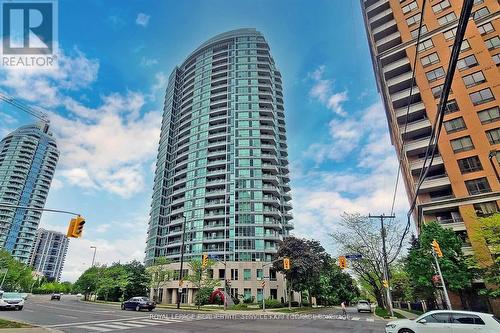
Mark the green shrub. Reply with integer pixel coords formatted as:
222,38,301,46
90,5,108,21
229,303,248,310
243,296,254,304
195,287,213,306
259,298,284,309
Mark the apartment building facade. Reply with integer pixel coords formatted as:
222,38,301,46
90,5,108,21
0,123,59,263
29,228,69,281
145,29,293,304
360,0,499,311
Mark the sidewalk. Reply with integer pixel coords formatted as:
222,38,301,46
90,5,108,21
393,309,420,319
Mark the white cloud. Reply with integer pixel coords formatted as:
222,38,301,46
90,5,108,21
135,13,150,27
308,65,348,116
0,48,162,198
140,57,158,67
294,95,411,253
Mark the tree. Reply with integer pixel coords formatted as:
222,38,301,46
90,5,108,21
471,213,500,297
405,222,473,305
273,236,330,309
97,263,129,302
123,260,150,300
185,258,220,308
390,263,414,302
331,213,405,308
0,250,35,292
314,258,360,306
73,266,102,301
146,257,173,302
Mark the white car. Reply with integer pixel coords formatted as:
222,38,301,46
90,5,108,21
385,310,500,333
0,292,25,310
356,300,372,313
76,293,82,297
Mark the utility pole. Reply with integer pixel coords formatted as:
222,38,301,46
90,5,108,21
369,213,395,317
177,215,187,309
90,246,97,267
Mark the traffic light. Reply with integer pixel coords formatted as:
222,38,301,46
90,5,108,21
431,239,443,257
338,256,347,269
283,257,290,270
202,253,209,268
382,280,389,288
66,216,85,238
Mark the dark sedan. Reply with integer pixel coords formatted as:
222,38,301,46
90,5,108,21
121,297,155,311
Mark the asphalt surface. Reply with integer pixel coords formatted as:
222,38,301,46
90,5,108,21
0,295,386,332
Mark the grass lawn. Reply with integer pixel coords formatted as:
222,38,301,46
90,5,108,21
0,318,32,328
375,306,406,319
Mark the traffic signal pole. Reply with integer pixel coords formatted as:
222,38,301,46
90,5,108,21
432,248,451,310
369,214,395,317
0,203,80,216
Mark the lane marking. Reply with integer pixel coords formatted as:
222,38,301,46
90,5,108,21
136,319,162,325
366,318,374,322
73,325,112,332
351,317,360,321
96,323,131,329
46,316,150,327
116,322,146,327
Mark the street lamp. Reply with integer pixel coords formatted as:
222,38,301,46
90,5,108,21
90,246,97,267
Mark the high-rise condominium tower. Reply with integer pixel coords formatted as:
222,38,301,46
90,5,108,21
146,29,292,304
361,0,499,311
0,123,59,262
29,228,69,281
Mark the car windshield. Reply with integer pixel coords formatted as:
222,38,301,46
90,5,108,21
358,301,368,305
2,293,23,299
140,297,150,301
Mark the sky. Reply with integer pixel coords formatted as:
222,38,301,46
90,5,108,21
0,0,411,281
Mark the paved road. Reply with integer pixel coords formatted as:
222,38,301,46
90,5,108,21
0,295,385,332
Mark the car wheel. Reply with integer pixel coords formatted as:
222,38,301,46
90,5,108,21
357,310,360,313
398,329,415,333
148,308,153,312
121,304,125,310
135,305,140,311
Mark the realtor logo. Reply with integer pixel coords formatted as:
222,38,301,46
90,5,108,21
1,0,57,67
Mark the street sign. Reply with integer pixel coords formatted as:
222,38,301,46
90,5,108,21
345,254,362,260
178,287,183,293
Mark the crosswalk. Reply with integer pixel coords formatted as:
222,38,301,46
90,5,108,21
348,316,374,322
54,316,200,332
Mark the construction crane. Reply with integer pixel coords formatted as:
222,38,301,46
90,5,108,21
0,92,49,122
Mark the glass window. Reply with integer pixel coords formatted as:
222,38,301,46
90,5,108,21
477,22,494,35
432,84,444,98
473,7,490,21
421,52,440,67
444,99,459,114
465,177,492,195
402,1,418,14
443,28,457,40
474,201,499,216
444,117,466,133
485,36,500,50
256,269,263,279
438,12,457,26
470,88,494,105
411,25,428,38
244,268,251,280
478,107,500,124
457,156,483,173
450,40,471,52
456,55,478,71
493,54,500,66
432,0,451,13
451,136,474,153
463,71,486,88
406,13,421,26
423,313,451,323
418,39,434,52
244,288,252,301
426,67,445,82
486,128,500,144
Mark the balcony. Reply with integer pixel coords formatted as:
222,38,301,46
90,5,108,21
404,137,432,155
366,0,389,14
390,86,420,105
419,175,451,193
383,57,410,76
410,155,444,171
376,31,401,53
372,19,397,37
368,8,393,25
400,118,432,138
395,102,426,120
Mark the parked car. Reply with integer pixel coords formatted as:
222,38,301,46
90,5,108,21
51,293,61,300
0,291,24,310
385,310,500,333
121,297,155,311
76,293,82,298
356,300,372,313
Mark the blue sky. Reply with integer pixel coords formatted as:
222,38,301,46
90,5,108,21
0,0,410,281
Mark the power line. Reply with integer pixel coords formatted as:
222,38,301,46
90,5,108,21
0,92,48,122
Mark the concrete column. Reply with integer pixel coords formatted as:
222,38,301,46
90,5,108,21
172,288,178,305
188,288,194,304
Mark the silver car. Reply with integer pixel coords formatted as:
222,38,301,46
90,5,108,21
357,300,372,313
